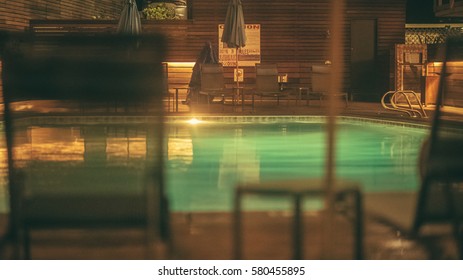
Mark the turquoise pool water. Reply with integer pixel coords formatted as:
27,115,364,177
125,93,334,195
166,117,428,212
0,116,429,213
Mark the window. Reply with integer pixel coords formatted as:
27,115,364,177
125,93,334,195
435,0,451,6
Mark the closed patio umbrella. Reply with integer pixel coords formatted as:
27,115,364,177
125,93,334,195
221,0,247,89
117,0,142,35
185,42,218,103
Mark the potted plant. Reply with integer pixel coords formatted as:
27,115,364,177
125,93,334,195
142,2,179,20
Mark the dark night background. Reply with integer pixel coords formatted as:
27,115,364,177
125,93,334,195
407,0,463,23
407,0,435,22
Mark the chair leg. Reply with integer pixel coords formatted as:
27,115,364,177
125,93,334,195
208,95,215,112
8,230,20,260
336,189,363,260
233,189,243,260
446,182,463,260
252,95,255,112
353,190,363,260
457,223,463,260
23,226,31,260
412,177,432,235
292,195,303,260
221,95,225,112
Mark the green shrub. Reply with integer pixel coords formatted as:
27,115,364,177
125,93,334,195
142,3,179,20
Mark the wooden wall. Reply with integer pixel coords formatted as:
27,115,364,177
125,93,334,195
145,0,407,100
442,63,463,107
0,0,122,31
0,0,407,101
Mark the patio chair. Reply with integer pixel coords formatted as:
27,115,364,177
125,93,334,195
365,37,463,259
1,32,170,259
252,63,291,111
198,63,235,110
300,65,348,106
234,178,363,260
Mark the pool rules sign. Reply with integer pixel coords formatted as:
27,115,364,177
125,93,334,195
218,24,261,67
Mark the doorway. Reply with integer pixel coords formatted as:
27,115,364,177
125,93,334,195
350,19,377,101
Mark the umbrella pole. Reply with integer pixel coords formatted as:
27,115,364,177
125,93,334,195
322,0,344,260
236,47,240,87
236,47,241,108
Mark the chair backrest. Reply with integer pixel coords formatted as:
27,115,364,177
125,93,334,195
255,64,280,92
200,63,225,91
2,33,165,103
311,65,330,93
413,36,463,234
1,32,168,259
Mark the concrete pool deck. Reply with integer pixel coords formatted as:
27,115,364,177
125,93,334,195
0,194,456,260
0,100,462,259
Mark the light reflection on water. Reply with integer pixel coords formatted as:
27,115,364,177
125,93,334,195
0,120,428,213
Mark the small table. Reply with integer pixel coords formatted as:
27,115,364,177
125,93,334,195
172,87,189,112
233,178,363,260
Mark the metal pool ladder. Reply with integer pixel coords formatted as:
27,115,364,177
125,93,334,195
381,90,428,118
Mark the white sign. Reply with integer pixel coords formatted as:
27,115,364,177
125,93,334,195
234,68,244,82
218,24,261,67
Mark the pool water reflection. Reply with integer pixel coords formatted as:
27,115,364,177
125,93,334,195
0,117,428,213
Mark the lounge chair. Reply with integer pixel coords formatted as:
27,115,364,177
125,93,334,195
300,65,348,106
1,32,169,259
252,63,291,111
365,37,463,259
198,63,235,110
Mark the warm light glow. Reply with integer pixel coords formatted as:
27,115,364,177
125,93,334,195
24,127,85,163
11,127,153,164
428,61,463,66
448,61,463,66
168,137,193,170
106,137,147,161
187,118,202,125
429,62,443,66
166,62,195,68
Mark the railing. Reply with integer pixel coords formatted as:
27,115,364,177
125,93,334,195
381,90,428,118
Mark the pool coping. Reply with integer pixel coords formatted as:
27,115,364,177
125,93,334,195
166,115,431,130
8,115,431,128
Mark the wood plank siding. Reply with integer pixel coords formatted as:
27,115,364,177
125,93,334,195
0,0,123,31
0,0,407,101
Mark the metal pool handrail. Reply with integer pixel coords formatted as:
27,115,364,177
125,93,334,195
381,90,428,118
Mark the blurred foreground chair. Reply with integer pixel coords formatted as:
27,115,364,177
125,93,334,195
1,32,170,259
198,63,235,111
252,64,291,111
234,178,363,259
365,37,463,259
413,37,463,258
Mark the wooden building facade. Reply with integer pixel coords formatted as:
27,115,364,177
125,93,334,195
0,0,407,101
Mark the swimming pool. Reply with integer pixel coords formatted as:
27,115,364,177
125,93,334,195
166,116,428,212
0,116,429,213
